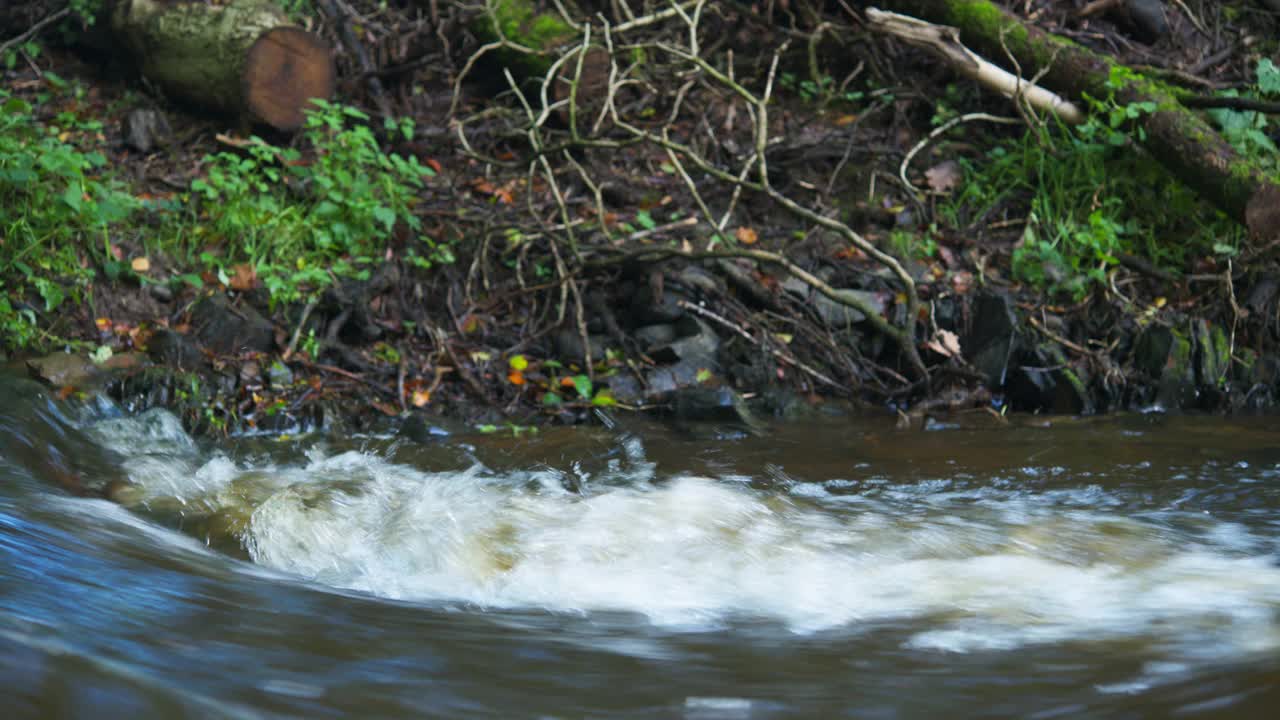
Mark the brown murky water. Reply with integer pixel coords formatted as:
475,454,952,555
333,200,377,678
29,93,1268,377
3,374,1279,718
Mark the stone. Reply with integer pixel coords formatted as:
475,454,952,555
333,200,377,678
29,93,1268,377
634,323,678,348
964,292,1019,388
1134,324,1197,410
27,353,99,388
813,288,886,326
146,328,206,370
121,108,171,154
149,283,174,303
191,293,275,355
554,329,612,364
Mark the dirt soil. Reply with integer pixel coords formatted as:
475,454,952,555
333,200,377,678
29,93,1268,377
6,1,1280,437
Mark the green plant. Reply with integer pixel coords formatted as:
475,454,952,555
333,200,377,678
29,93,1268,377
0,88,138,349
187,100,436,303
938,72,1243,299
1204,59,1280,166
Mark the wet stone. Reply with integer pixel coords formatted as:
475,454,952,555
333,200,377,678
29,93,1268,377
191,293,275,355
964,292,1019,388
27,353,99,388
147,328,206,370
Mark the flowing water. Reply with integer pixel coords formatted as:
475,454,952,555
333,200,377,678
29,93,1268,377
2,373,1279,718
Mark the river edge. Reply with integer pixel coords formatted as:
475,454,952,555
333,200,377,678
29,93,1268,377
6,253,1273,449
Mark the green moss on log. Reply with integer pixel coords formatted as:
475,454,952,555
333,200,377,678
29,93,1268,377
473,0,579,80
879,0,1280,228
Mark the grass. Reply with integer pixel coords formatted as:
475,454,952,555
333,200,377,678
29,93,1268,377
933,62,1278,300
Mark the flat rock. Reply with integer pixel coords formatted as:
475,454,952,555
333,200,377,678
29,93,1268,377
27,353,99,388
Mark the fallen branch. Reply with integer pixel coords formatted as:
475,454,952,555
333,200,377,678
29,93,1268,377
865,8,1084,124
873,0,1280,230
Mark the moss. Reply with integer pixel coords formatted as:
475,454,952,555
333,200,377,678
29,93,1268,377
490,0,575,51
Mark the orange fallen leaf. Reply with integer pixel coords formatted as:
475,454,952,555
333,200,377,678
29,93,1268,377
229,263,258,291
426,158,442,174
131,257,150,273
735,227,758,245
95,317,112,331
411,389,430,407
507,370,526,386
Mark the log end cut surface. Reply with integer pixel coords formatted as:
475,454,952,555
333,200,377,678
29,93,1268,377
244,27,334,131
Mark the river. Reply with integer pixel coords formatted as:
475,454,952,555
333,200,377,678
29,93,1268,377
2,373,1278,718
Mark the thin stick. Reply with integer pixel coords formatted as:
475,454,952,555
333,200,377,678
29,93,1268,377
0,7,70,58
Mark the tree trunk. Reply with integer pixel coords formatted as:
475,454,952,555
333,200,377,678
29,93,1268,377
110,0,334,131
874,0,1280,235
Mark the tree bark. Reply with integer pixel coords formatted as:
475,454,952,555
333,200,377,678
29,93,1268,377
872,0,1280,234
110,0,334,131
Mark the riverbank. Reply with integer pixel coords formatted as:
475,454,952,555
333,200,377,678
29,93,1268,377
3,1,1279,437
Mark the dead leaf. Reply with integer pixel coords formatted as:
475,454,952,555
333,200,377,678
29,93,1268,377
130,257,151,273
925,160,962,193
411,389,430,407
507,370,526,386
735,227,759,245
229,263,258,291
924,329,962,358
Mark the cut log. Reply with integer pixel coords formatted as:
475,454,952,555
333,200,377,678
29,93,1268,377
110,0,334,131
871,1,1280,232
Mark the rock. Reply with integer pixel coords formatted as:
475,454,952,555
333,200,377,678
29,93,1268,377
675,265,721,295
27,353,99,388
554,329,612,364
149,283,174,303
191,293,275,355
629,285,689,325
813,288,886,326
146,328,206,370
635,323,678,348
121,108,171,154
1134,324,1197,409
101,351,148,372
398,412,454,444
964,292,1019,388
605,373,643,404
650,318,720,367
1124,0,1169,43
1006,345,1092,414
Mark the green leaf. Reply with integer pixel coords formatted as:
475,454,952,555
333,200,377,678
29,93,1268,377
590,390,616,407
571,374,592,399
509,354,529,371
90,345,112,364
1259,59,1280,96
62,183,82,211
635,210,657,230
541,391,562,406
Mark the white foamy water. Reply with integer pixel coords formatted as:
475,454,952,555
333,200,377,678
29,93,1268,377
96,411,1280,656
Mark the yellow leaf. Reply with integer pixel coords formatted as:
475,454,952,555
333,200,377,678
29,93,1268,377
131,257,150,273
411,389,431,407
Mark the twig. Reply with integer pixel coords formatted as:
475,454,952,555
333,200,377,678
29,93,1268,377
0,7,70,58
900,113,1021,193
677,299,843,390
282,297,319,361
